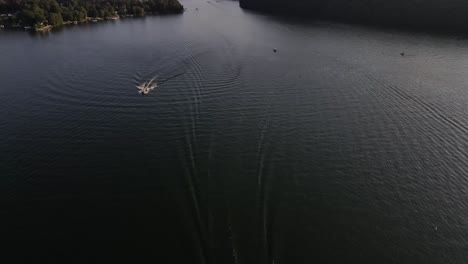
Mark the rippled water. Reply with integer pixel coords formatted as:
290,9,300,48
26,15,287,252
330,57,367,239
3,0,468,263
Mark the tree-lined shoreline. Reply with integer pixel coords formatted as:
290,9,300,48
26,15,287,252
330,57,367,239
239,0,468,31
0,0,184,31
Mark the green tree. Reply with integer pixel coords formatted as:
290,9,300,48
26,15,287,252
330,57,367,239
62,10,73,22
48,12,63,26
88,7,98,18
19,9,36,26
72,10,86,21
49,0,61,13
117,4,127,15
33,6,46,24
78,7,87,21
133,6,144,16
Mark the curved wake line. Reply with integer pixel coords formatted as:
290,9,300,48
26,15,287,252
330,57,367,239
179,138,209,264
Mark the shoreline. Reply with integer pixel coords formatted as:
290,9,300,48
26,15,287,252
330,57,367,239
0,12,184,32
239,0,468,34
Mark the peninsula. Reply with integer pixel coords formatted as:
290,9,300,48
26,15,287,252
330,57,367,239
0,0,184,31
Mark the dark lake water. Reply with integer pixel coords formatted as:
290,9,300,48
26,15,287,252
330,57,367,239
3,0,468,263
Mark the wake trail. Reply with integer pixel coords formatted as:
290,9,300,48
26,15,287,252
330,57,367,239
255,108,273,264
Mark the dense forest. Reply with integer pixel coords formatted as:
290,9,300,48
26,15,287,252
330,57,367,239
239,0,468,30
0,0,183,29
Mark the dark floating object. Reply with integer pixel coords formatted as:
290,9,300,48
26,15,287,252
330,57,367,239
273,48,277,53
400,52,405,56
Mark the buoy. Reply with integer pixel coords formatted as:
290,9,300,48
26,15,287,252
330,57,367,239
400,52,405,56
273,49,277,53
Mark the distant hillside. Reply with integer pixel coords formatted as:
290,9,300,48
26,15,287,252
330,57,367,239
239,0,468,30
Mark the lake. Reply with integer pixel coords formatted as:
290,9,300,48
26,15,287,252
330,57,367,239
2,0,468,263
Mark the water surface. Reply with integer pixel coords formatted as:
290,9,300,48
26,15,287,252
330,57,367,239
2,0,468,263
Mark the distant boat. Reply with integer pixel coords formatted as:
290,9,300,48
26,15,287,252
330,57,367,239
136,76,158,95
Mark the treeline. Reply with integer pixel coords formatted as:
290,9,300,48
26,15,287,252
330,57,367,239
239,0,468,30
0,1,21,13
0,0,183,28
